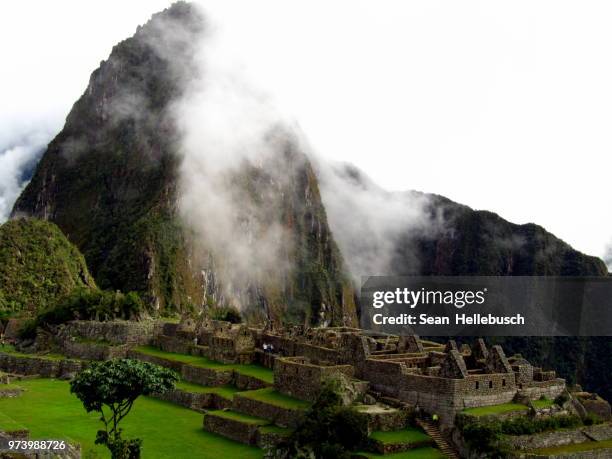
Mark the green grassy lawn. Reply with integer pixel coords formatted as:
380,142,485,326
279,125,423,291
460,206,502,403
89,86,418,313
135,346,273,383
532,398,555,409
0,409,26,431
0,378,262,459
258,425,293,436
357,446,446,458
530,439,612,455
462,403,528,416
238,387,310,410
370,427,431,445
0,345,67,361
206,410,270,426
175,381,239,400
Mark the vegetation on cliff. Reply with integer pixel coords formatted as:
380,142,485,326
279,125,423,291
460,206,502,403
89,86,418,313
20,288,146,339
0,219,96,315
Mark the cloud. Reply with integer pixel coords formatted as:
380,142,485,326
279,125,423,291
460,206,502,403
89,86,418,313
603,244,612,271
314,160,438,282
0,128,56,223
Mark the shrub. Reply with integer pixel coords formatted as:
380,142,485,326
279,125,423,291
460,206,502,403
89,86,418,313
500,414,582,435
460,420,502,455
583,413,603,426
279,378,368,458
555,392,570,406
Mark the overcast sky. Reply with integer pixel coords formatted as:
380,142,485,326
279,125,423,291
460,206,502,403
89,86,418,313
1,0,611,262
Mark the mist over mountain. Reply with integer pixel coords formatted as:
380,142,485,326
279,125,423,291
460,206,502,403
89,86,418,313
10,1,608,326
318,161,607,280
11,2,356,327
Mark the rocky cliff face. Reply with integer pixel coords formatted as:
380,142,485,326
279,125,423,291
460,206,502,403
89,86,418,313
12,2,356,325
400,193,607,276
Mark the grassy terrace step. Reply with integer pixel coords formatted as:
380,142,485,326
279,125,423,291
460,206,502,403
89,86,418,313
238,387,310,410
206,410,271,426
370,427,432,445
0,410,26,432
134,346,273,383
175,381,240,400
532,398,555,409
529,439,612,455
462,402,529,416
355,446,446,458
0,378,262,458
0,345,74,361
258,425,293,436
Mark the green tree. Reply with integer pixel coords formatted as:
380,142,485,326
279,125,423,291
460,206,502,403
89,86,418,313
70,359,178,459
280,378,368,459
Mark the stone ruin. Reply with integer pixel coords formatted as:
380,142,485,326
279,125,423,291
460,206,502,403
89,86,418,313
3,317,598,426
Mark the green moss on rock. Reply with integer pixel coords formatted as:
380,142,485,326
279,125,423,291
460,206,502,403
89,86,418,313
0,218,96,314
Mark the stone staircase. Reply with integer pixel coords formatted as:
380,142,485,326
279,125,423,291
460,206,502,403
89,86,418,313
416,418,460,459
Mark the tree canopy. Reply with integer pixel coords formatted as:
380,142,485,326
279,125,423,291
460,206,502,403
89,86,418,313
70,359,178,458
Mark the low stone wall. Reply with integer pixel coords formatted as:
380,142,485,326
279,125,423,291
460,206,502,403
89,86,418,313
254,349,276,369
502,423,612,451
234,373,271,391
520,381,566,402
65,320,154,345
368,435,433,454
127,350,183,372
153,388,231,411
232,394,304,428
355,405,408,432
273,356,355,402
62,340,129,361
203,413,259,445
255,428,290,449
509,448,612,459
0,352,86,379
180,365,233,386
156,335,194,355
295,342,342,365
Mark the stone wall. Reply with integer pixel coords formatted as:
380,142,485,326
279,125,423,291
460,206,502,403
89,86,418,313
273,356,355,402
234,373,270,391
156,334,193,355
127,350,183,372
397,373,519,424
153,388,231,411
520,380,566,401
255,428,290,449
180,365,233,387
62,340,129,360
203,413,259,445
254,349,276,369
0,352,86,379
502,423,612,451
232,394,304,428
64,320,154,345
363,359,407,397
355,404,408,432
